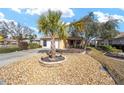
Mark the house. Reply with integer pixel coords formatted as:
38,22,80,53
23,38,40,44
109,32,124,45
40,36,84,49
109,32,124,51
91,32,124,51
40,37,65,49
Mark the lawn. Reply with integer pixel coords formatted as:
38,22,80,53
0,47,21,54
87,48,124,84
0,53,114,85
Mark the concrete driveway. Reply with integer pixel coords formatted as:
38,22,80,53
0,48,42,67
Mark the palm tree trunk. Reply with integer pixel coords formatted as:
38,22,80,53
50,36,56,58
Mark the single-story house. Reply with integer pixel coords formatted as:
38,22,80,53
23,38,40,44
109,32,124,45
40,36,84,49
91,32,124,46
90,32,124,51
0,38,41,45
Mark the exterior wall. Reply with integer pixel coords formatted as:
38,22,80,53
40,39,59,49
46,40,51,48
59,40,65,49
40,39,65,49
111,38,124,45
40,40,43,46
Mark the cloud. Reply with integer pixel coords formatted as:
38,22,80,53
94,11,124,22
11,8,74,18
0,12,15,23
30,27,39,32
26,8,75,18
0,12,5,19
120,8,124,11
11,8,22,13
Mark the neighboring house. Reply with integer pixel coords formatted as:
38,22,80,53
5,39,17,45
109,32,124,46
90,32,124,51
90,38,103,47
23,38,40,44
0,38,41,45
91,32,124,46
40,36,84,49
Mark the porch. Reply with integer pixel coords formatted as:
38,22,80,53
66,37,84,48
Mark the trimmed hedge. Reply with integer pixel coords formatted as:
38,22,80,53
0,47,21,53
99,45,122,53
28,43,42,49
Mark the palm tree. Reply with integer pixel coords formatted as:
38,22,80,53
38,10,68,59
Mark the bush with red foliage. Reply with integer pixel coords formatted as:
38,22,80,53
19,41,28,50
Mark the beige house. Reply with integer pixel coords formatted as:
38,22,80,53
40,37,84,49
40,37,65,49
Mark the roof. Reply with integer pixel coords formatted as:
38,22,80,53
40,36,83,40
115,32,124,38
40,36,59,40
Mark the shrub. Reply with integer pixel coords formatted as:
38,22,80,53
28,43,41,49
99,45,122,53
0,47,21,53
19,41,28,50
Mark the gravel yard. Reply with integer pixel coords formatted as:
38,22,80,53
0,53,115,85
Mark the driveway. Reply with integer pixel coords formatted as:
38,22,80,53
0,48,42,67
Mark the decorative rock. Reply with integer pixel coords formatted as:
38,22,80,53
0,53,115,85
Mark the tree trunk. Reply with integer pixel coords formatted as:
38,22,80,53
83,39,88,50
95,40,98,48
3,39,7,48
50,36,56,58
17,39,22,48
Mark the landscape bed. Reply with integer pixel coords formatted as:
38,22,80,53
0,53,114,85
87,48,124,85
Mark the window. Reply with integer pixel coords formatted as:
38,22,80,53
43,40,47,46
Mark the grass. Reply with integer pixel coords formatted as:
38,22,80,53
87,47,124,84
0,47,21,53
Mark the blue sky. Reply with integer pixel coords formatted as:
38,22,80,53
0,8,124,37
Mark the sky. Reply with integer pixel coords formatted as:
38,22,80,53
0,8,124,38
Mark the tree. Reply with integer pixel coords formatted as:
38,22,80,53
99,17,119,40
0,20,34,46
38,10,68,59
0,29,8,47
70,12,99,49
28,34,37,43
0,35,4,41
